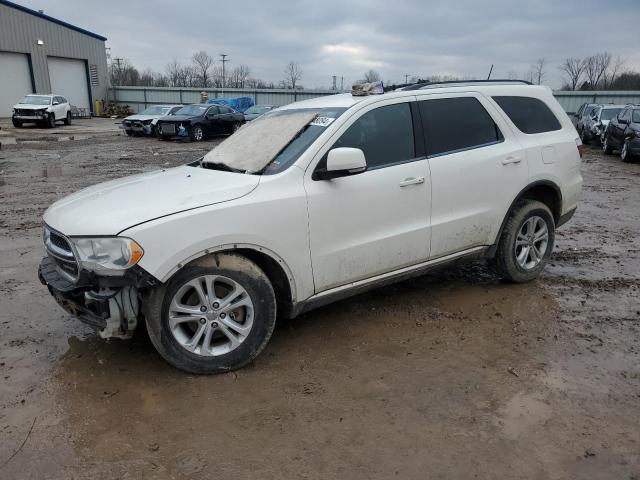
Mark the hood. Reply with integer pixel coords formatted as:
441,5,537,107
13,104,49,110
43,165,260,236
159,115,195,123
124,114,164,121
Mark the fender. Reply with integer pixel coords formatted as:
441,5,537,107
486,180,562,258
160,242,298,302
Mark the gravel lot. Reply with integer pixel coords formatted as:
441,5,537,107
0,119,639,479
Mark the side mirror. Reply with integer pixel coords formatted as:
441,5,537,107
52,101,60,105
314,147,367,180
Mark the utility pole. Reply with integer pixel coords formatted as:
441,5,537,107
340,76,344,91
220,54,229,91
404,74,411,84
332,75,337,90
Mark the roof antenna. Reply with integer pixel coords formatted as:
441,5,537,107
487,64,494,80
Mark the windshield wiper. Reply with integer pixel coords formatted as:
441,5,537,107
200,161,246,174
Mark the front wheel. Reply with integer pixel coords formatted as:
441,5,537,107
145,254,277,374
602,134,613,154
491,200,555,283
11,117,22,128
46,113,56,128
190,124,204,142
620,139,634,163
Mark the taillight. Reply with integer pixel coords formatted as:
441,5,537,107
575,138,584,159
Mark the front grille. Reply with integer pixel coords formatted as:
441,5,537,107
44,226,80,282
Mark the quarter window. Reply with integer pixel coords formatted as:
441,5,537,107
493,96,561,134
332,103,415,169
419,97,503,157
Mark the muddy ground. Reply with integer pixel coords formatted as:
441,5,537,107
0,120,638,479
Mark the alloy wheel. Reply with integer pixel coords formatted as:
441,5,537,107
621,142,628,161
514,216,549,270
168,275,254,356
193,126,203,141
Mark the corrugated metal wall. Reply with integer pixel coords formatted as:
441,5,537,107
110,86,640,114
0,2,108,113
110,87,341,112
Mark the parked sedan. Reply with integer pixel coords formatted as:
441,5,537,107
581,105,624,144
122,105,182,136
602,104,640,162
156,104,244,141
244,105,276,121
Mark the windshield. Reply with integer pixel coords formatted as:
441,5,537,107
633,110,640,123
200,107,347,174
19,95,50,105
140,106,172,115
600,108,622,121
584,105,599,117
175,105,208,116
245,105,272,115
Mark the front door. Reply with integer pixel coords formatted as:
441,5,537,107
305,100,431,292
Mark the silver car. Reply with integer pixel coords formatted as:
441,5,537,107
581,105,625,144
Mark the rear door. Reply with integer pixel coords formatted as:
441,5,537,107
204,106,220,135
218,106,235,132
418,93,526,258
305,98,432,292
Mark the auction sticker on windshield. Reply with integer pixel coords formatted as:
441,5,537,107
310,116,335,127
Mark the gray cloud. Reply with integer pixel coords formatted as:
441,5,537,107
17,0,640,88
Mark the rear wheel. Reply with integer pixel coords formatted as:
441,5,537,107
602,134,613,154
231,122,242,133
11,117,22,128
491,200,555,283
64,111,72,125
190,124,204,142
145,254,277,374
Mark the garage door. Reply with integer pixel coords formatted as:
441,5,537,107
47,57,90,111
0,52,33,117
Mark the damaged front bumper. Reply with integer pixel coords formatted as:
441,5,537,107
38,255,157,338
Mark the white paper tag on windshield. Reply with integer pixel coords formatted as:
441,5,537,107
310,116,335,127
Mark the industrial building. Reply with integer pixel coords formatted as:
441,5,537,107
0,0,108,116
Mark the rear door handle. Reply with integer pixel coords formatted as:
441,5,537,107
501,155,523,165
399,176,425,187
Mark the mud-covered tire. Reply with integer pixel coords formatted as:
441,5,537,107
11,117,22,128
47,113,56,128
491,200,555,283
64,112,72,125
144,253,277,374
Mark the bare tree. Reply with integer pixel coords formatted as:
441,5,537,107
191,51,214,88
363,69,381,82
559,57,586,90
166,59,183,87
283,61,303,89
110,58,140,86
602,55,625,89
231,65,251,88
584,52,611,89
530,58,547,85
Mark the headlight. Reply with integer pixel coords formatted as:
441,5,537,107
71,237,144,275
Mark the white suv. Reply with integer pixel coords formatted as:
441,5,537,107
39,81,583,373
12,94,72,128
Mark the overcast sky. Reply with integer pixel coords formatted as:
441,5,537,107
16,0,640,89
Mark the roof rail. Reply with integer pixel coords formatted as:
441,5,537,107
399,79,533,91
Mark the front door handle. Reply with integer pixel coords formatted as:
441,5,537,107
399,176,425,187
501,155,523,165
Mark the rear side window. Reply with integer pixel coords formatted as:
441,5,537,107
493,96,561,134
333,103,415,169
419,97,503,157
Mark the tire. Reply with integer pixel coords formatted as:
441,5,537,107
602,134,613,154
190,124,204,142
144,253,277,374
620,139,633,163
125,130,134,136
47,113,56,128
11,117,22,128
580,128,589,145
231,122,241,134
64,111,72,125
491,199,555,283
160,135,172,141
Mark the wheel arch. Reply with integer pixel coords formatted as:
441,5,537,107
163,243,297,319
487,180,562,257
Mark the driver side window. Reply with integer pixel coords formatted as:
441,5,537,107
206,106,219,116
331,103,415,170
